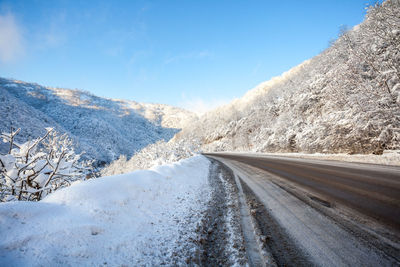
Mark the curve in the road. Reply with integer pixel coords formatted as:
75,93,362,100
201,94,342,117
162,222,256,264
205,153,400,230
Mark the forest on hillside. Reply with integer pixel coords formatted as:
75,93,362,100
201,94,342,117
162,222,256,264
103,0,400,175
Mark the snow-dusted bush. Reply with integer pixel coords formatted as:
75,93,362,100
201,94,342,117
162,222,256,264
101,138,202,176
0,128,93,202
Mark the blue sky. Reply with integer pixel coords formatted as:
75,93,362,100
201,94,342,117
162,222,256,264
0,0,372,113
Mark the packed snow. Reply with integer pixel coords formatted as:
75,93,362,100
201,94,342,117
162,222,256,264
0,155,211,266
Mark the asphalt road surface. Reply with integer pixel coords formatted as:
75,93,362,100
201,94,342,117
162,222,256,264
205,153,400,230
205,153,400,266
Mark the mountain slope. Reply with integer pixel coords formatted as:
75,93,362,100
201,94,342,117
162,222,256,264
0,78,196,163
102,0,400,175
177,0,400,155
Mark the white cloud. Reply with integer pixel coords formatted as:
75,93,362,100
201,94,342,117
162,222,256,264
0,13,24,63
179,95,229,115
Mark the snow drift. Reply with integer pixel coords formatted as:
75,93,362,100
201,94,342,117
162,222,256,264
0,155,210,266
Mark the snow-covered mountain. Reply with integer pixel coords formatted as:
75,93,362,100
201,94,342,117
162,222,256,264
3,1,399,175
0,78,196,164
177,0,400,155
103,0,400,175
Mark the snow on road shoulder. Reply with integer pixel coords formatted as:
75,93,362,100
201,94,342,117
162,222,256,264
0,155,210,266
217,151,400,166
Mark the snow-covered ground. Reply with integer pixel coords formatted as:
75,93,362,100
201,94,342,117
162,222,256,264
0,155,210,266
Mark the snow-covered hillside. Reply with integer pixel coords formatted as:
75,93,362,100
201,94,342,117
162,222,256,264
177,0,400,154
103,0,400,175
0,78,196,164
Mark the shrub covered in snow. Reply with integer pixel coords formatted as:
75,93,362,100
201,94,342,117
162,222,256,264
101,138,202,176
0,128,93,202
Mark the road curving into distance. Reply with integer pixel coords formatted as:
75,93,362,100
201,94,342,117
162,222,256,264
205,152,400,230
204,152,400,266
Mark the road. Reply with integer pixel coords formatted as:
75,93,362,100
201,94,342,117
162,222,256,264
205,152,400,229
205,152,400,266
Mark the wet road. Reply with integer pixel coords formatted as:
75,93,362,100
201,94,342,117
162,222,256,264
204,153,400,230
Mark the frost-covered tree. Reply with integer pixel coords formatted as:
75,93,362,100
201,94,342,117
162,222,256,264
336,0,400,152
0,128,93,202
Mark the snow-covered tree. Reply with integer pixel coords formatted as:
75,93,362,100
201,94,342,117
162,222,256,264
176,0,400,155
0,128,93,202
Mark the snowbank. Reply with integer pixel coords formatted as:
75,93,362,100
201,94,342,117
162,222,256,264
0,155,210,266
